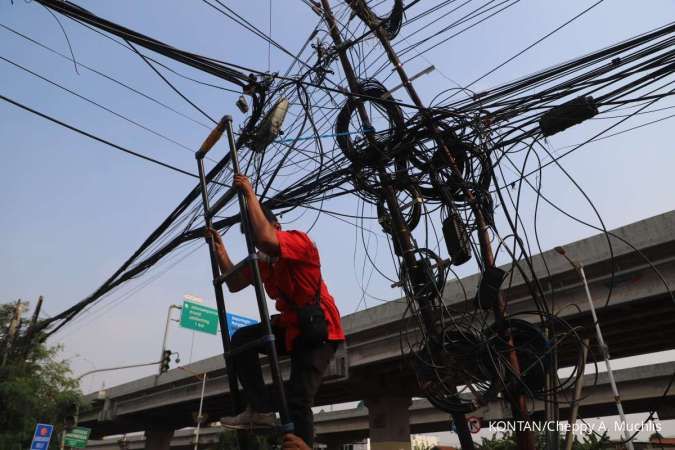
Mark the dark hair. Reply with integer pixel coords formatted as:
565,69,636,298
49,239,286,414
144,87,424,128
261,204,278,224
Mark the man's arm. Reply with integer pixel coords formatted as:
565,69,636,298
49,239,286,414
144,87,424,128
234,174,280,256
282,434,311,450
205,228,251,292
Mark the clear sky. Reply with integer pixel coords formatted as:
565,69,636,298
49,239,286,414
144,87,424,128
2,0,675,444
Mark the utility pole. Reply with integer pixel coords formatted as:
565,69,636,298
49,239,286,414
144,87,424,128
555,247,635,450
564,338,589,450
20,296,44,359
2,299,24,367
159,304,181,375
177,365,208,450
316,1,535,449
317,1,477,447
29,296,43,331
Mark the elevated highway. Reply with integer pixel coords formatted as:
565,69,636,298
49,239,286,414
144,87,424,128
80,211,675,445
86,362,675,448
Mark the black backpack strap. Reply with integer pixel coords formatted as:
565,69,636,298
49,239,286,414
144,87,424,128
270,236,323,309
279,274,322,311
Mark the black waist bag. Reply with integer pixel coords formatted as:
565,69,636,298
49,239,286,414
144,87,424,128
286,276,328,347
297,301,328,346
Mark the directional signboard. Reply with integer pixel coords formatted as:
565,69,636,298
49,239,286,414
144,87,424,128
30,423,53,450
180,301,218,335
226,313,258,337
63,426,91,448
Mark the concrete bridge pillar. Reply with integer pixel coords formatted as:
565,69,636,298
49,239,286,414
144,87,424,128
144,426,174,450
365,396,412,450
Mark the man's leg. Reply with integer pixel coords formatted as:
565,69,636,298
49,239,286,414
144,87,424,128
231,323,271,412
287,341,337,446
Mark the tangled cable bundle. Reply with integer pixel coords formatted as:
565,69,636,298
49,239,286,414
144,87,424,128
8,0,674,437
348,0,405,39
336,79,405,165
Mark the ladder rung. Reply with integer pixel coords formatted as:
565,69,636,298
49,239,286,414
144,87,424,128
215,254,259,285
224,334,275,358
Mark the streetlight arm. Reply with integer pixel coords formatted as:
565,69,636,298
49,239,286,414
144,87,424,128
554,246,582,271
554,245,635,450
77,360,160,381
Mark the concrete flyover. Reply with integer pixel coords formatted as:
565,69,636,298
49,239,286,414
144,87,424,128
312,361,675,445
80,211,675,446
86,361,675,449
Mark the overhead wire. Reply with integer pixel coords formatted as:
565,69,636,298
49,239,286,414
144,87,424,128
11,1,675,422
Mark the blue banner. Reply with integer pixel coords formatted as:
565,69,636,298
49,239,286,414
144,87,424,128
30,424,53,450
226,313,258,337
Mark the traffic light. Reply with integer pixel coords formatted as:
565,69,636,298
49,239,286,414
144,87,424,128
63,400,77,432
64,414,75,432
160,350,171,373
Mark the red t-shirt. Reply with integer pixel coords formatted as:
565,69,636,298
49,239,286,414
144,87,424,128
258,230,345,351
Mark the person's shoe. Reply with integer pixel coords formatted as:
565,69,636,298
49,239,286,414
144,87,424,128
220,406,277,429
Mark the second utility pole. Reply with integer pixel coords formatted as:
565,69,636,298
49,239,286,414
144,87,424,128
318,1,478,449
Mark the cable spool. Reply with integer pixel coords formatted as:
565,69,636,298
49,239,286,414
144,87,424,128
435,139,493,205
350,158,410,205
486,319,552,395
377,185,422,234
413,331,491,414
408,120,467,173
399,248,447,302
347,0,405,39
335,79,405,166
400,115,493,204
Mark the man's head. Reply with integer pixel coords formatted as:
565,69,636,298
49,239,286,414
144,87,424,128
261,204,281,230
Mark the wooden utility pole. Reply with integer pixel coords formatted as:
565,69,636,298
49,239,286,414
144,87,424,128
317,1,479,449
29,295,43,331
20,295,44,361
2,299,24,366
316,2,535,449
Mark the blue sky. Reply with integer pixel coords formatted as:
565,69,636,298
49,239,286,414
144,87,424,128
2,0,675,443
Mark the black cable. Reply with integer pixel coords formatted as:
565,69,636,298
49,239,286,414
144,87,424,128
0,93,199,178
0,23,214,129
465,0,606,91
0,54,201,156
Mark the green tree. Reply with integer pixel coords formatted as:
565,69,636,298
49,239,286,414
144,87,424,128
477,432,517,450
573,431,611,450
413,441,434,450
650,432,664,442
476,430,611,450
0,301,83,449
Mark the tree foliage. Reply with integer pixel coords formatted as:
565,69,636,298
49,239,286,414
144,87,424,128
0,301,82,450
476,430,611,450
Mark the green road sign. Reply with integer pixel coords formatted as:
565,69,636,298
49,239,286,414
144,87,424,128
180,301,218,335
63,427,91,448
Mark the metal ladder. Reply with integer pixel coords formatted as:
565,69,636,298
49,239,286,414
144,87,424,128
195,115,294,443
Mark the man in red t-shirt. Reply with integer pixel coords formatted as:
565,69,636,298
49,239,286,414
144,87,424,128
207,174,345,447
